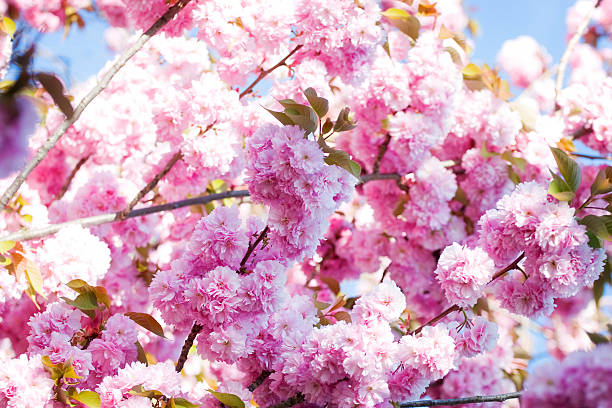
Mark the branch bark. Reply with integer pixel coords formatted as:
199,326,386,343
554,0,601,111
175,322,203,373
399,391,521,407
0,0,194,209
0,189,250,242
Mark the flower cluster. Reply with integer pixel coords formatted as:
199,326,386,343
245,124,355,261
479,181,605,316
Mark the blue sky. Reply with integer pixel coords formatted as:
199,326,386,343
25,0,579,86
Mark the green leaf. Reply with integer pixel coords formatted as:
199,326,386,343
480,141,499,159
70,390,101,408
172,398,201,408
507,165,521,185
264,107,295,126
208,390,245,408
548,173,575,202
303,87,329,119
578,215,612,241
550,147,581,192
501,150,527,171
586,331,610,345
276,100,318,135
591,166,612,195
66,279,91,293
35,73,74,118
324,149,361,179
382,8,420,41
124,312,166,338
68,291,99,310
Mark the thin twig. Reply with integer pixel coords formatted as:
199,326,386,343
175,322,203,373
554,0,601,111
56,155,90,200
265,393,305,408
0,189,250,242
359,173,402,183
410,253,525,335
570,152,612,161
239,225,270,274
399,391,521,407
0,0,194,209
119,150,183,219
372,133,392,174
239,45,303,99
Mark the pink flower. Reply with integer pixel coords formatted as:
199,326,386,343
435,243,495,308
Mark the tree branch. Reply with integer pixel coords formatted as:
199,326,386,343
372,133,392,174
175,322,203,373
0,189,250,242
399,391,521,407
119,150,183,219
265,393,305,408
56,154,90,200
248,371,272,392
0,0,194,209
239,45,303,99
554,0,601,111
410,253,525,335
239,225,270,274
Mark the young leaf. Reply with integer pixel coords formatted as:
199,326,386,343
173,398,201,408
69,291,99,310
124,312,166,338
66,279,91,293
333,107,357,132
548,172,574,201
70,390,101,408
578,215,611,241
24,259,44,297
324,149,361,179
0,240,15,253
591,166,612,195
334,311,352,323
1,17,16,37
382,8,420,41
322,118,334,134
480,141,498,159
36,73,74,118
550,147,581,192
319,276,340,295
303,87,329,119
264,107,295,126
208,390,245,408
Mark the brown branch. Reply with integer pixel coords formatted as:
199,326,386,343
175,322,203,373
0,189,251,242
239,225,270,274
554,0,601,111
372,133,392,174
569,152,612,161
119,150,183,219
410,253,525,336
265,393,305,408
359,173,402,183
0,0,194,209
248,371,272,392
399,391,521,407
56,155,90,200
239,45,303,99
